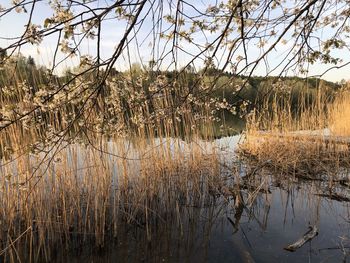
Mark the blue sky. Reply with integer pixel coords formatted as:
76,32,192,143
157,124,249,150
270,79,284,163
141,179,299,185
0,0,349,82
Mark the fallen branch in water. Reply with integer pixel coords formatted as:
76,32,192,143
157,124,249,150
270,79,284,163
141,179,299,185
284,226,318,252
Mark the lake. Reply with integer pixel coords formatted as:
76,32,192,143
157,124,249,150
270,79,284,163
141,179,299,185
1,135,350,262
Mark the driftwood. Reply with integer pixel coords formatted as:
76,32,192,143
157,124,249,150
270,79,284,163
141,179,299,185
284,226,318,252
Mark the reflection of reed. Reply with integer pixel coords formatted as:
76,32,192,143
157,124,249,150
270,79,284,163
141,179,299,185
1,134,350,262
0,137,233,262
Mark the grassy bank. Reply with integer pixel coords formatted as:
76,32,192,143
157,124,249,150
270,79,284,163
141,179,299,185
240,86,350,179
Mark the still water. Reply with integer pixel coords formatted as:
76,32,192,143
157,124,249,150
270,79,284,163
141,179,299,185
52,136,350,263
58,180,350,263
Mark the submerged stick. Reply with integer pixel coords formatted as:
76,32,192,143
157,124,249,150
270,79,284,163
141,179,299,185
284,226,318,252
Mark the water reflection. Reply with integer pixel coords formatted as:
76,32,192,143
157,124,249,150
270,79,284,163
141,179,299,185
56,174,350,263
1,135,350,263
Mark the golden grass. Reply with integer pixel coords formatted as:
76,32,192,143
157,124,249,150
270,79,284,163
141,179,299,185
240,87,350,179
2,58,346,262
329,90,350,136
0,65,231,262
0,136,228,261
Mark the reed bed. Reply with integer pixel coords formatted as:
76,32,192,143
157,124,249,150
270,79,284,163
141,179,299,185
0,71,233,261
240,86,350,179
3,55,346,261
0,60,241,262
329,90,350,137
0,135,232,262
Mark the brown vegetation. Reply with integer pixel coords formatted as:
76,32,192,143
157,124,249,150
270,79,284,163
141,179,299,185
239,86,350,179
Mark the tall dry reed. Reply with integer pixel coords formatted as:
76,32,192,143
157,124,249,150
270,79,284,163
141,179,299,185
240,86,350,178
0,136,230,262
329,89,350,136
0,58,236,262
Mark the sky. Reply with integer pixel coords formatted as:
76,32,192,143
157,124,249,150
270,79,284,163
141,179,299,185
0,0,349,82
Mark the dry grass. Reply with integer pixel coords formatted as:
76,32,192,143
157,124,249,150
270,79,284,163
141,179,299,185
0,64,234,262
0,136,230,262
0,71,233,261
329,90,350,136
240,87,350,179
